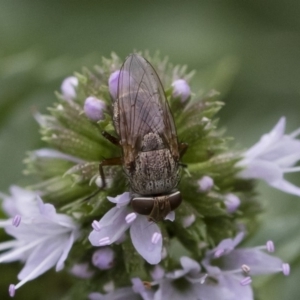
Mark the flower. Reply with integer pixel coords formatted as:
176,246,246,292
84,96,106,122
89,192,168,265
238,117,300,196
61,76,78,100
3,52,293,299
88,279,151,300
200,233,290,300
132,277,155,300
29,148,85,164
172,79,191,102
108,70,120,99
89,287,141,300
153,256,207,300
92,247,115,270
181,214,196,228
70,263,95,279
0,186,80,297
224,193,241,213
197,176,214,192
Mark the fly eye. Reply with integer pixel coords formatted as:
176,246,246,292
169,191,182,211
131,197,154,215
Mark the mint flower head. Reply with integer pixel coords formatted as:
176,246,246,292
0,52,294,298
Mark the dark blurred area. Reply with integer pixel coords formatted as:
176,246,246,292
1,0,300,299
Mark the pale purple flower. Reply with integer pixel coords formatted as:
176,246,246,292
153,257,207,300
89,192,166,265
92,247,115,270
224,193,241,213
197,176,214,192
88,278,154,300
89,287,140,300
84,96,106,122
108,70,120,99
61,76,78,100
238,117,300,196
172,79,191,102
151,265,165,281
200,233,290,300
70,263,94,279
182,214,196,228
166,256,206,284
151,234,289,300
132,277,155,300
29,148,85,164
0,186,80,297
108,69,136,100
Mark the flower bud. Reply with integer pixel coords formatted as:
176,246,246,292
108,70,120,99
61,76,78,100
182,214,196,228
70,263,94,278
224,193,240,213
92,247,115,270
84,97,106,122
197,176,214,192
172,79,191,102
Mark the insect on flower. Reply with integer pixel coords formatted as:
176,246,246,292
100,53,187,222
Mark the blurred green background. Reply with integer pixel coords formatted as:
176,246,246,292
1,0,300,299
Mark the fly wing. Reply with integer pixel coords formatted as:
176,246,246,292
116,54,179,166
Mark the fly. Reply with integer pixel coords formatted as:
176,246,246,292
100,53,187,222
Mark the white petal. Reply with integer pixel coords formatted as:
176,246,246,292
15,246,63,290
89,206,130,246
195,275,254,300
0,237,43,263
220,248,284,275
244,117,286,159
37,198,57,218
89,292,105,300
260,137,300,163
130,215,162,264
270,179,300,196
180,256,201,273
275,152,300,168
56,231,76,271
107,192,131,207
164,211,175,221
238,159,282,184
3,186,39,217
18,238,64,280
0,240,20,252
131,277,155,300
166,269,188,279
33,148,84,164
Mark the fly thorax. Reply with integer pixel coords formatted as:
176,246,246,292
141,133,164,151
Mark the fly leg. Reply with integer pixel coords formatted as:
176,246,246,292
179,142,188,158
84,130,121,201
101,131,120,146
83,157,122,201
99,131,122,187
98,157,123,189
